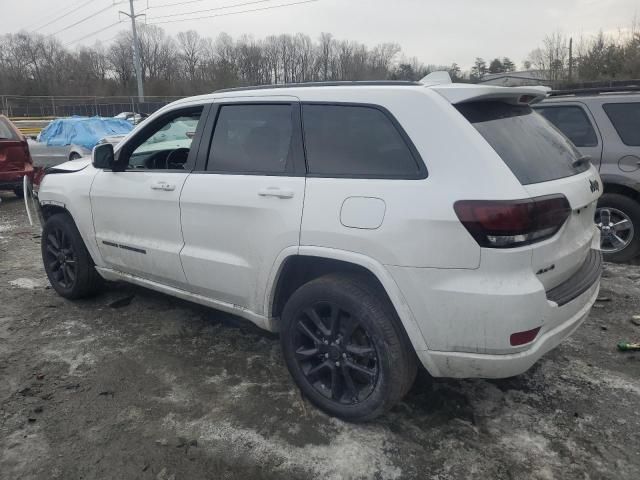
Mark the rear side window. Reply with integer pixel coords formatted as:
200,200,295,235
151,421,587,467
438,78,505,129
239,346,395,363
302,104,422,178
207,104,293,174
602,103,640,146
457,101,589,185
0,118,18,140
535,106,598,147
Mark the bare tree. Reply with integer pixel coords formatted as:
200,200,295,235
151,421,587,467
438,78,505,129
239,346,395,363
527,32,569,83
177,30,204,83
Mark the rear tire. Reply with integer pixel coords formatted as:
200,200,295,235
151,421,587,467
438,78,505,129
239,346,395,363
42,213,103,299
280,273,417,421
596,193,640,263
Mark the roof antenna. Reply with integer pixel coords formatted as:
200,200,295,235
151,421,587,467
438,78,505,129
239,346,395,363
419,71,452,85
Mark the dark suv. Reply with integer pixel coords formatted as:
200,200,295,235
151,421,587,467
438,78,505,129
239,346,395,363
535,87,640,263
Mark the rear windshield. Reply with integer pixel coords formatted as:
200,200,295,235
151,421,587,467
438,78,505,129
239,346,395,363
0,118,18,140
456,101,589,185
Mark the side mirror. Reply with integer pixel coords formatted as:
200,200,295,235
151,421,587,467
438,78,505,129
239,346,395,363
92,143,115,169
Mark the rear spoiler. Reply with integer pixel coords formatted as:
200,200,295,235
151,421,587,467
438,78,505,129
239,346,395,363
430,84,550,105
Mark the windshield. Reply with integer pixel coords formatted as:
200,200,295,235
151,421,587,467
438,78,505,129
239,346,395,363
456,101,589,185
0,118,18,140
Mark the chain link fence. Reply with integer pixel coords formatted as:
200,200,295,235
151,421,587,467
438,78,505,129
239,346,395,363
0,95,184,118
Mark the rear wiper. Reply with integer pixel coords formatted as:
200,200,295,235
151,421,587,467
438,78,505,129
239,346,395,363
572,155,591,168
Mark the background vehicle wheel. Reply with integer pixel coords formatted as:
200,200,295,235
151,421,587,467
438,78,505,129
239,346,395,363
41,213,103,299
595,193,640,263
69,152,82,160
280,273,417,421
13,186,24,198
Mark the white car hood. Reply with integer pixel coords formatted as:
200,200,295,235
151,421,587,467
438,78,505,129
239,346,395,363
49,157,92,172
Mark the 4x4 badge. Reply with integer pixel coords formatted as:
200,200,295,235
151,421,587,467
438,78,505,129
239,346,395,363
589,179,600,193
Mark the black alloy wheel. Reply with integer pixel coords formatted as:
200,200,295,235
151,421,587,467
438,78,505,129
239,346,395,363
293,302,379,405
41,213,103,299
43,226,77,290
280,273,417,421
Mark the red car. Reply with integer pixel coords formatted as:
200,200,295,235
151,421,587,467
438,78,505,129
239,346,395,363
0,115,34,197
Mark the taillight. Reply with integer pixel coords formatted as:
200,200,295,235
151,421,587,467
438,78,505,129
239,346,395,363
454,195,571,248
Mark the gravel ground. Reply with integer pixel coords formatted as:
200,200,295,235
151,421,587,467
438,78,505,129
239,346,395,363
1,192,640,480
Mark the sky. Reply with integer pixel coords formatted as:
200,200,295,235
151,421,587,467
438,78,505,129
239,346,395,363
1,0,637,70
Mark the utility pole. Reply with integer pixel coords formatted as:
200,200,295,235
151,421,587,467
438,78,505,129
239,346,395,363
568,37,573,84
120,0,145,102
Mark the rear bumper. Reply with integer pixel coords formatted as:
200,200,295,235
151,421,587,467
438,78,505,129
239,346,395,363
426,280,599,378
387,243,602,378
0,168,33,189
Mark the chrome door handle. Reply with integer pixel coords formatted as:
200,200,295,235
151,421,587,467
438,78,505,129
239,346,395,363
258,187,294,199
151,181,176,191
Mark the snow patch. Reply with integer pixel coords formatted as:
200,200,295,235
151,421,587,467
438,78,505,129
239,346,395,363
8,277,48,289
42,348,97,376
163,413,402,480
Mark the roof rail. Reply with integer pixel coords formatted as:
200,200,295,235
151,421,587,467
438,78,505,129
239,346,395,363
213,80,422,93
549,85,640,97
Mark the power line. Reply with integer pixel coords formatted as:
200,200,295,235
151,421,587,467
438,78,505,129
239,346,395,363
147,0,319,25
25,0,93,33
147,0,213,8
64,21,124,46
148,0,279,19
47,3,117,37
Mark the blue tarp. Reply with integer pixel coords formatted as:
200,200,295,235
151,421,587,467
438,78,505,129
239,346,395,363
38,116,134,150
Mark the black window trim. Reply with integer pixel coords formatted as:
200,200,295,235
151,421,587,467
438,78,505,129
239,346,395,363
300,101,428,180
194,101,306,177
602,102,640,147
112,104,210,173
533,103,600,148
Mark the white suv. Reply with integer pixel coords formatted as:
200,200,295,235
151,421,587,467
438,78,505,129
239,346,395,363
36,78,603,421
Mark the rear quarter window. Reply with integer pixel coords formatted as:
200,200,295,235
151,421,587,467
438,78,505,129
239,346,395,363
602,103,640,146
456,101,589,185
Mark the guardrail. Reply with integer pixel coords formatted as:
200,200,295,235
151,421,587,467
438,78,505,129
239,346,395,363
9,117,55,137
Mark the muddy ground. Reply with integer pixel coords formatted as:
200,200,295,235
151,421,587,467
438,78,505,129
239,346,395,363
1,192,639,480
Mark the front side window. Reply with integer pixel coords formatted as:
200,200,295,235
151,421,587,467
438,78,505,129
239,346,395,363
125,108,203,170
603,103,640,146
535,106,598,147
207,104,294,174
302,104,421,178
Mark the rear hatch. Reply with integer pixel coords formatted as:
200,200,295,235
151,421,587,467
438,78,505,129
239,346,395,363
438,87,601,292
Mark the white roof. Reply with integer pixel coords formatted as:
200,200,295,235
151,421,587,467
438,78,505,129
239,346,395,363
166,82,549,111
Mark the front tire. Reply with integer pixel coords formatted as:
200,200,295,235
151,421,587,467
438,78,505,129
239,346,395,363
280,274,417,421
13,186,24,198
596,193,640,263
42,213,103,299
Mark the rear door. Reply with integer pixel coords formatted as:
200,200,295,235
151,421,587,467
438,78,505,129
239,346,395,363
179,98,306,314
596,99,640,176
457,101,602,290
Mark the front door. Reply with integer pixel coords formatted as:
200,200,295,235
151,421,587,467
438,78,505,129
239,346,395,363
90,105,207,288
179,100,306,314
